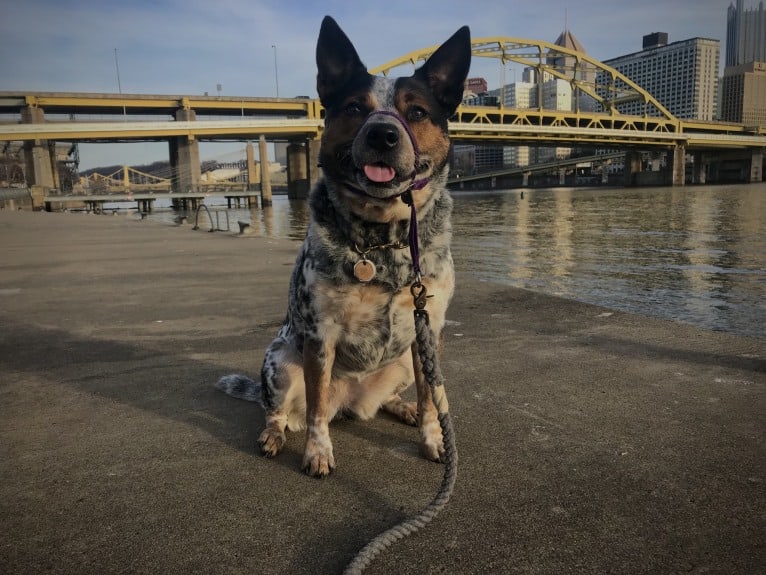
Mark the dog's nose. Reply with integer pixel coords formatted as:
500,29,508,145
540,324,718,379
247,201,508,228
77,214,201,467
366,123,399,151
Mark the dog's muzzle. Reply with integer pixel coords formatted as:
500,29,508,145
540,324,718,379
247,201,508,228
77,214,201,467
351,110,431,199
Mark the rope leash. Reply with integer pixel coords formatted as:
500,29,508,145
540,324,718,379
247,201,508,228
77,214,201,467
343,188,457,575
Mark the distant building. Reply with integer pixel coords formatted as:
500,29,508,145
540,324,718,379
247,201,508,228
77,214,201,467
600,35,720,121
547,29,597,88
643,32,669,50
726,0,766,67
724,1,765,125
720,61,766,124
538,28,597,162
497,82,537,167
537,79,574,163
463,93,498,107
464,77,488,99
460,88,504,171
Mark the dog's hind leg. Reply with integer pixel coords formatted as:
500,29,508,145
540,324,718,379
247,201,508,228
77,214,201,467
259,410,288,457
358,354,418,425
381,396,418,426
258,338,306,458
380,359,418,426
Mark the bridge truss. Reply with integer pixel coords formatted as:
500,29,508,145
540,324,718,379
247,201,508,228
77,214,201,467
372,35,679,131
371,37,766,149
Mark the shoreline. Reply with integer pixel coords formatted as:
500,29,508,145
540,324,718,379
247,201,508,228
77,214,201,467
8,202,765,342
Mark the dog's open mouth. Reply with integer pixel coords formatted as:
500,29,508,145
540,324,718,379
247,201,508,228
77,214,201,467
363,163,396,184
350,159,432,202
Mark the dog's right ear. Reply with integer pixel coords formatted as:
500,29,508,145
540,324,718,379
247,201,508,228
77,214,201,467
316,16,368,107
415,26,472,116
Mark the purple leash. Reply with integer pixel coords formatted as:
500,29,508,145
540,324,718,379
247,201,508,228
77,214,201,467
362,110,428,283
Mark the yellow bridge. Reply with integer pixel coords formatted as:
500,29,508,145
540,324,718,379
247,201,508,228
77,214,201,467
1,35,764,207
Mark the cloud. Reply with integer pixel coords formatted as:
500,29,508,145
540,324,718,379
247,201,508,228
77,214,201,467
2,0,727,94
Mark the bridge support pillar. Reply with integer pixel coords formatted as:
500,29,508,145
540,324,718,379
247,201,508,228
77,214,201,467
169,109,200,194
286,141,308,199
21,106,58,209
692,152,707,184
671,144,686,186
246,142,260,190
624,151,642,186
286,139,320,199
259,135,272,206
750,148,763,182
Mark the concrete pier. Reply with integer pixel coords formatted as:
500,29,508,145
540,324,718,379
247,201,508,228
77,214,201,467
623,150,642,186
0,211,763,575
259,134,272,206
169,108,201,194
751,148,763,182
246,141,259,191
21,106,58,207
692,151,707,184
672,143,686,186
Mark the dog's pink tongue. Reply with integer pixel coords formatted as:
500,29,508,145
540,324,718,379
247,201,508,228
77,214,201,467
364,164,395,183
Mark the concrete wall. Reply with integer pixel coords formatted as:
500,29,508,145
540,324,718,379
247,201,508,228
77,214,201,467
0,188,33,210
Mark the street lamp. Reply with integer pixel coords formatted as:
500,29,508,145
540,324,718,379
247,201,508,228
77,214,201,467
271,44,279,98
114,48,127,118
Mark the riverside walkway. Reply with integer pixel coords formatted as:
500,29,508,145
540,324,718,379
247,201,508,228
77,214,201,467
1,210,763,575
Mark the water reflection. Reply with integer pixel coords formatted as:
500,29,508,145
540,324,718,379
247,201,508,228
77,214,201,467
145,184,765,339
450,184,765,340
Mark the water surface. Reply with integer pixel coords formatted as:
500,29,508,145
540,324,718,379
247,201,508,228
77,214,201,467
142,184,765,340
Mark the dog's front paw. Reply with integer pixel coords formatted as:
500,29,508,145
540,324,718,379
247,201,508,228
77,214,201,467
419,419,445,463
258,428,286,458
302,437,335,478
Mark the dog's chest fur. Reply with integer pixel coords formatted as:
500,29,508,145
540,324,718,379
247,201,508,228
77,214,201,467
284,181,454,377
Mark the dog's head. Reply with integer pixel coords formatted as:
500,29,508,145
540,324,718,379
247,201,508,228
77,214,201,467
316,16,471,221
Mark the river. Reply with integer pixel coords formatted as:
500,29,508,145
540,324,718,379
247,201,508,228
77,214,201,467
141,183,765,340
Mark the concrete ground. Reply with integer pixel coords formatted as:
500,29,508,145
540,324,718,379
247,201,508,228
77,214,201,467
0,210,763,575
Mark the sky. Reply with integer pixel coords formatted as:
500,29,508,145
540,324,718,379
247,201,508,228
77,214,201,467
1,0,732,170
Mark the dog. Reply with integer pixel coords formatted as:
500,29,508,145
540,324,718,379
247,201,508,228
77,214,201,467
217,16,471,477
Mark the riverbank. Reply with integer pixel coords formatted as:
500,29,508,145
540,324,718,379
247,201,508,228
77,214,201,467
1,210,764,574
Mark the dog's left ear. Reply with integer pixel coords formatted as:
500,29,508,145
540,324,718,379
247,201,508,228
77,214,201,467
316,16,368,107
415,26,472,115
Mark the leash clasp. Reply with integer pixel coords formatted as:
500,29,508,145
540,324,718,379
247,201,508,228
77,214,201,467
411,280,431,321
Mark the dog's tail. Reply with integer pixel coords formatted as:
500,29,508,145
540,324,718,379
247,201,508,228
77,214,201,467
215,374,263,405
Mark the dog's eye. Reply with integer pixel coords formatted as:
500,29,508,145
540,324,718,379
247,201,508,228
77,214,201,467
407,106,428,122
344,102,363,117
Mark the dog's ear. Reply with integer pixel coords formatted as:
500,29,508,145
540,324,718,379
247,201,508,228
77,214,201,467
415,26,472,115
316,16,368,107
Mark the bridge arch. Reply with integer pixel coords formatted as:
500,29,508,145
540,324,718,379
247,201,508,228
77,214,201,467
370,36,679,128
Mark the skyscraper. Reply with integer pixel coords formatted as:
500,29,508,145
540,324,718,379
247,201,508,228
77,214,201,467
723,1,765,123
600,35,720,121
720,61,766,124
726,0,766,67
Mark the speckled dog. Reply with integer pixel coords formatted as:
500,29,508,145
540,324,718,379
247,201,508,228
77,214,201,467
217,16,471,477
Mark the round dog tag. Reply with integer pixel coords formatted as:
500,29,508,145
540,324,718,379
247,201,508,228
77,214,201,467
353,259,376,282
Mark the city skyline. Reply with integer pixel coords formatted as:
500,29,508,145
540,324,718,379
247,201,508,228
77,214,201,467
0,0,736,169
